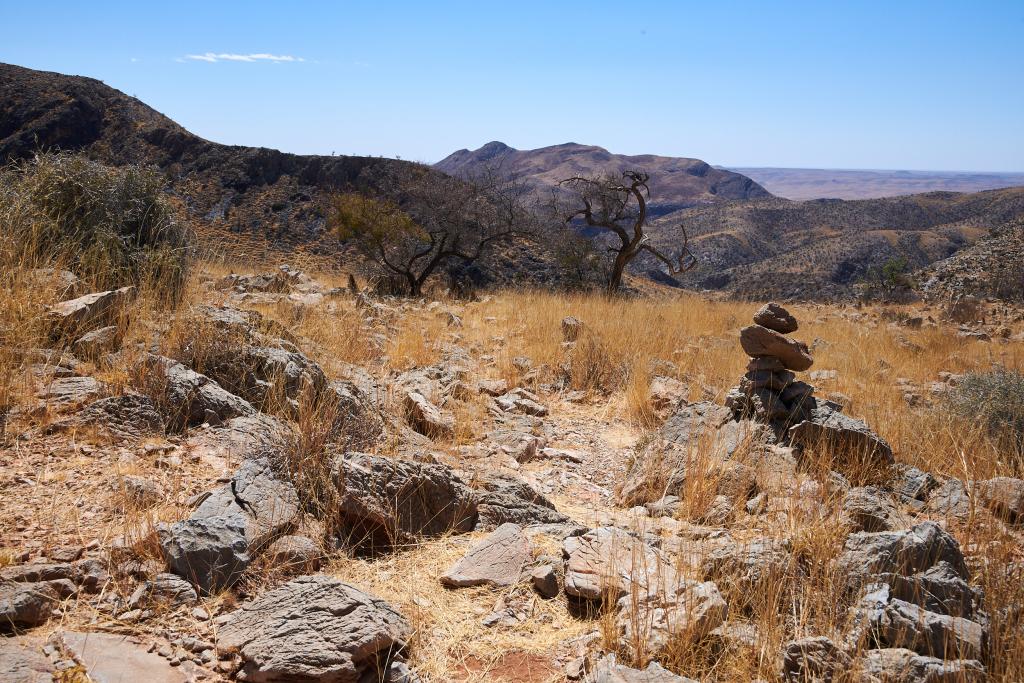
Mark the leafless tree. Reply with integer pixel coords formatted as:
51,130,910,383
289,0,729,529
555,170,696,293
330,164,534,297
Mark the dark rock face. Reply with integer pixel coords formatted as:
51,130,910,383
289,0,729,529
158,515,250,595
331,453,478,552
217,575,411,683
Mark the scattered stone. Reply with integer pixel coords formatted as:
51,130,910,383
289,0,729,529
53,393,164,439
36,375,102,407
645,496,681,518
148,573,199,606
332,452,477,551
858,647,986,683
265,535,321,571
531,564,559,598
473,470,571,529
403,391,455,439
591,654,696,683
218,575,411,683
441,523,530,588
158,515,249,595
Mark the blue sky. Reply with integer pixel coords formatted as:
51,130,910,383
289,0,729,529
2,1,1022,171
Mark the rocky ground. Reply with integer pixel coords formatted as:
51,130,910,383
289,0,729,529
2,265,1023,683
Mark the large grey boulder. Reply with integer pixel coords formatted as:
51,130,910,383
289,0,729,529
158,515,249,595
837,522,967,588
441,523,531,588
218,575,411,683
590,654,697,682
563,527,676,603
472,470,571,529
150,355,255,429
160,456,299,593
739,324,813,371
0,582,60,628
857,648,986,683
332,453,477,552
0,636,53,683
788,399,894,472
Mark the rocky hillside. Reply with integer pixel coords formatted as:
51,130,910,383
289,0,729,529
644,188,1024,299
436,141,772,216
917,217,1024,301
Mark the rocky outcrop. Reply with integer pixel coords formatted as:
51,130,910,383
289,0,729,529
472,470,571,529
217,575,411,683
48,287,134,337
331,453,478,552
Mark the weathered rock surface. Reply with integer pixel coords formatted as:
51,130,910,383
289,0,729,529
48,286,134,336
753,302,799,334
975,476,1024,523
265,535,321,571
36,375,102,407
472,470,571,529
789,399,894,472
617,579,727,656
702,537,794,592
58,630,190,683
0,636,52,683
332,452,477,551
50,393,164,439
925,479,972,522
158,515,250,594
591,654,697,683
843,486,911,532
184,414,295,469
739,324,813,371
0,582,59,628
73,324,120,358
441,523,531,587
218,575,411,683
857,647,986,683
152,355,255,429
837,522,967,588
563,527,675,602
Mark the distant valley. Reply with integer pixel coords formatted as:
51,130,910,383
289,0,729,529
728,167,1024,200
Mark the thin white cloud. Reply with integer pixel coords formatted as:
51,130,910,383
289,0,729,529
184,52,305,64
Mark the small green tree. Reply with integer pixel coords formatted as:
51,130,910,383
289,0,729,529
864,255,913,299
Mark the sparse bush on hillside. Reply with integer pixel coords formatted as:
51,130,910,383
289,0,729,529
859,255,916,301
0,152,195,302
947,368,1024,456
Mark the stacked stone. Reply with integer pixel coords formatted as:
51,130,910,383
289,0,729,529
725,303,816,426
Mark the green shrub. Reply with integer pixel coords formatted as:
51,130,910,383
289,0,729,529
0,152,195,302
947,367,1024,454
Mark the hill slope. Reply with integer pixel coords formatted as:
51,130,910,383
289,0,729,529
0,63,443,260
643,188,1024,299
730,167,1024,200
436,141,772,216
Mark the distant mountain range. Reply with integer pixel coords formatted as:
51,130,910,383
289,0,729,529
728,167,1024,201
436,142,771,216
4,60,1023,300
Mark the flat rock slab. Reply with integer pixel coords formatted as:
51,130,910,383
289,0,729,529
59,630,189,683
441,523,531,587
0,637,52,683
739,324,813,371
563,526,676,602
218,575,411,683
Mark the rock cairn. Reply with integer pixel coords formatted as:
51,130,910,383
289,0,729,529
725,303,817,428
